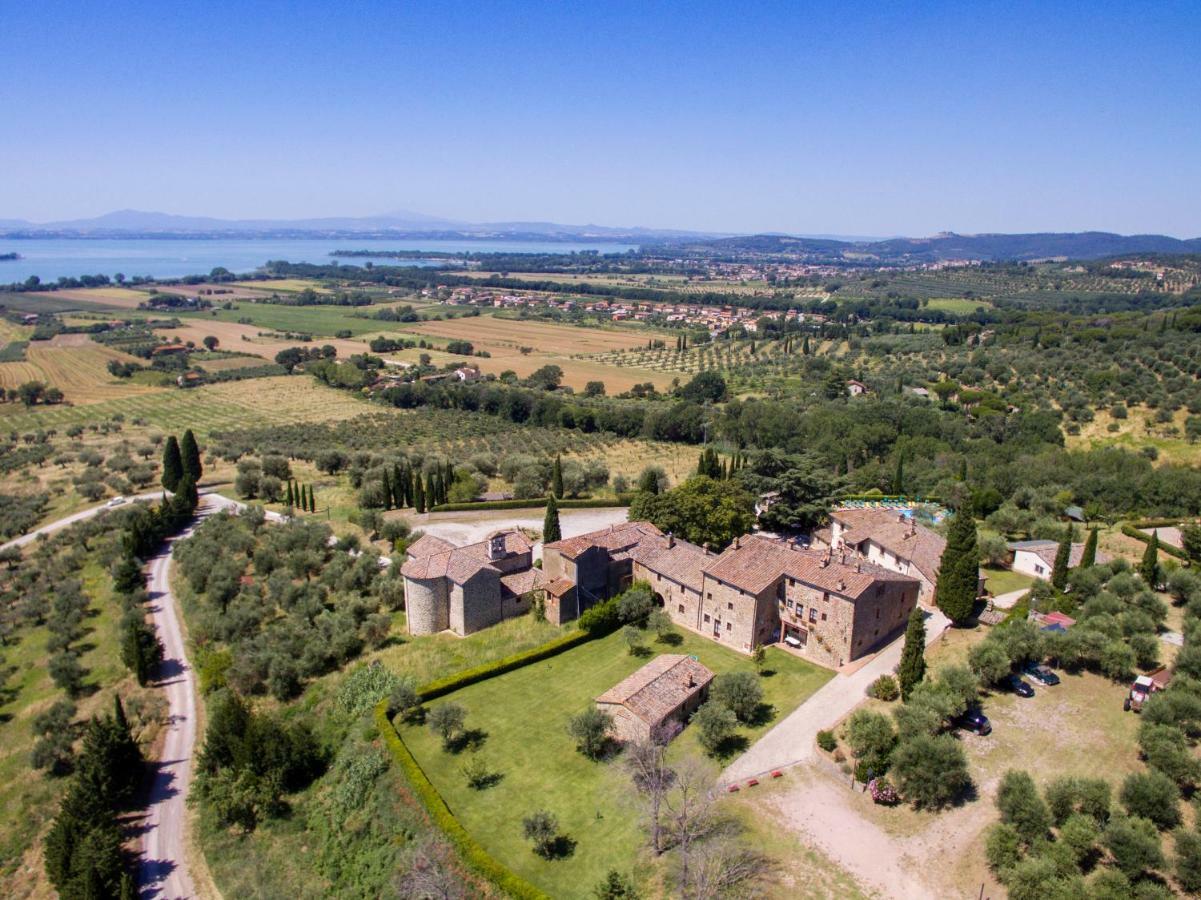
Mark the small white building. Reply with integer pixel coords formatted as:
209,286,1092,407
1008,540,1108,580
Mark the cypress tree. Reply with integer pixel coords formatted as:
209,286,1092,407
1141,532,1159,587
935,510,979,624
552,455,564,498
392,464,405,508
543,495,562,544
415,477,426,514
308,485,316,513
1081,527,1098,568
802,335,810,355
382,470,393,510
286,480,295,508
180,429,202,483
1051,528,1072,590
161,436,183,492
425,472,436,510
892,454,905,495
897,607,927,701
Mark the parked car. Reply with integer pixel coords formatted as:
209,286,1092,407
1023,663,1060,686
1003,673,1035,697
105,496,128,508
955,710,992,735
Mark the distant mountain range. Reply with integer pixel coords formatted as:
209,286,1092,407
0,210,1198,261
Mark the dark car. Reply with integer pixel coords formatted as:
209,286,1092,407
1003,673,1035,697
1023,663,1061,686
955,710,992,735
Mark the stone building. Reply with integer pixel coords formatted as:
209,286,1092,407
401,531,544,636
546,522,920,668
816,509,947,603
595,654,714,744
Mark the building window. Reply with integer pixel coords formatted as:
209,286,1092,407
707,592,712,601
726,622,732,632
809,608,817,623
704,614,710,623
821,612,827,621
1035,565,1045,575
727,601,733,610
786,599,794,609
678,604,685,614
822,592,829,602
789,578,796,587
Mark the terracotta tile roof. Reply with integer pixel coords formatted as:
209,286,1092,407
406,534,455,559
704,535,915,598
629,539,713,593
830,509,947,584
546,577,575,597
596,655,714,726
499,568,546,596
544,521,662,559
400,529,531,585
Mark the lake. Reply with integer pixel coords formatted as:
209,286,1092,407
0,237,639,283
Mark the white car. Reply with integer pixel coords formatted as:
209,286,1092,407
105,496,128,508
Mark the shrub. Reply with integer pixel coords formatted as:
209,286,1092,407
867,674,900,701
868,777,899,806
693,701,738,756
593,870,639,899
1044,776,1111,826
578,597,623,636
335,662,401,718
710,671,764,723
996,770,1051,843
984,822,1022,875
522,810,560,858
816,730,837,753
567,707,613,760
1175,828,1201,894
1120,770,1181,830
846,709,896,774
1058,813,1101,865
1103,815,1165,879
890,734,970,809
968,639,1012,685
428,703,467,749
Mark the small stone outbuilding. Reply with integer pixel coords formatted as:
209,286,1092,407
595,654,715,744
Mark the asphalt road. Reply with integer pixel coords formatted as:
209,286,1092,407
0,490,168,551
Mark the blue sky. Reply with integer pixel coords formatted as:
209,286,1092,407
3,0,1199,235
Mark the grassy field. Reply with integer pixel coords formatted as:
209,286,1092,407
398,629,831,898
403,315,660,353
981,566,1036,596
923,297,995,314
1067,407,1201,466
176,303,385,337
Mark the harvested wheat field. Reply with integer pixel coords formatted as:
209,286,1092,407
0,341,163,405
48,286,155,308
404,315,658,353
154,319,368,360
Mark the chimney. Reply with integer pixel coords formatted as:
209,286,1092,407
734,536,741,550
838,579,846,591
489,533,506,560
668,532,675,548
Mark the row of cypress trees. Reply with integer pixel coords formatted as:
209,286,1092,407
379,460,455,514
161,428,202,493
695,447,747,480
286,480,317,513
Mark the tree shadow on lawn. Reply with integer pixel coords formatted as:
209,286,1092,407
536,835,577,860
656,632,684,647
711,734,750,760
467,770,505,791
446,728,488,754
745,702,777,728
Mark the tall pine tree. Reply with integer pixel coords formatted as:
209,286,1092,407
552,455,564,499
1081,527,1098,568
897,607,927,701
543,495,562,544
1140,532,1159,587
161,436,183,492
1051,528,1072,590
179,428,202,483
935,509,979,624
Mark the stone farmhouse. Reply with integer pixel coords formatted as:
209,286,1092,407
815,509,947,603
595,654,715,744
1008,540,1110,580
401,531,544,636
545,522,920,668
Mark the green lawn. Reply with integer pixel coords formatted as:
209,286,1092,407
982,565,1037,596
178,303,385,337
398,629,832,898
924,297,994,314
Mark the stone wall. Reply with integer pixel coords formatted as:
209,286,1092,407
405,576,449,635
450,570,503,636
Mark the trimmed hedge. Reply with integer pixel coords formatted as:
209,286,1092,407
1121,523,1189,561
430,495,633,513
375,702,550,900
419,628,593,702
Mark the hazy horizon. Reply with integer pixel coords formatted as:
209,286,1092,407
4,0,1199,237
